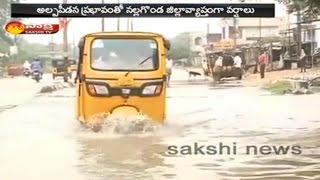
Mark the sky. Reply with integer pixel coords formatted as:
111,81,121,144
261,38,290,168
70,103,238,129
14,0,287,45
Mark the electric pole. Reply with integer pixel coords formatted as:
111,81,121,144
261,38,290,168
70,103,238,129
63,0,68,54
126,0,129,31
126,18,129,31
207,23,210,46
101,0,105,31
117,0,120,31
62,0,69,82
296,5,302,57
233,17,237,50
259,18,262,48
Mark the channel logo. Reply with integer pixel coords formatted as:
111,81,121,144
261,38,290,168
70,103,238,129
4,21,59,35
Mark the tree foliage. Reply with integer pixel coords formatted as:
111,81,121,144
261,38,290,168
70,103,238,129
0,0,23,46
167,32,192,60
240,0,320,20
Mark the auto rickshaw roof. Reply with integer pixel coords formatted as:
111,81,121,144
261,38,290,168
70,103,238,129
52,58,64,61
233,49,242,53
83,31,166,38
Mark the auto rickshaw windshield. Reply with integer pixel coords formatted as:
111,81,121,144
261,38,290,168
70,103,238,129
91,38,159,71
52,60,65,66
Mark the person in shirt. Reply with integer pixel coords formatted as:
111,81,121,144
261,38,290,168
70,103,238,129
300,49,307,73
166,58,173,86
258,50,268,79
214,51,223,70
233,51,243,79
233,52,242,69
23,60,30,70
30,58,43,76
214,51,223,67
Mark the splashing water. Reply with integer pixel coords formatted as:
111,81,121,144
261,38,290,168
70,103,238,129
80,112,161,136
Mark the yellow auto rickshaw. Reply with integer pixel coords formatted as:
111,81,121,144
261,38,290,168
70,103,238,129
52,58,72,81
68,59,77,71
75,32,170,131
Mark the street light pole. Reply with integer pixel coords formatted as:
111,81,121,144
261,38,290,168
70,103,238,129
101,0,105,31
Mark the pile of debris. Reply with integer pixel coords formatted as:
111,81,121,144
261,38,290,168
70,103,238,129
39,82,75,93
282,73,320,95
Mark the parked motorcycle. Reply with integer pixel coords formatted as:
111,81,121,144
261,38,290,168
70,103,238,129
32,70,42,83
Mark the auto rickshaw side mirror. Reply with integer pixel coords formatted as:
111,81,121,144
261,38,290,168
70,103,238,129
164,40,171,51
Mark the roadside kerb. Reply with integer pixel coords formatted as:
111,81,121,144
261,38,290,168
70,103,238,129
39,82,75,93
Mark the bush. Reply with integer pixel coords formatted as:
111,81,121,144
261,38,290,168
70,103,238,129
263,80,292,94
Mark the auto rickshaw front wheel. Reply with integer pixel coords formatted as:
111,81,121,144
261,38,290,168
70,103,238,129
52,75,55,79
91,124,102,132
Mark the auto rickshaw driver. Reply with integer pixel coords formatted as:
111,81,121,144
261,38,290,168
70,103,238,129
75,32,170,132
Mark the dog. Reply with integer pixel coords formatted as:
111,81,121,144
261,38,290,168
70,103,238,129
186,70,202,78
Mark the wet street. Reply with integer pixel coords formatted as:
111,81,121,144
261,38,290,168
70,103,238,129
0,69,320,180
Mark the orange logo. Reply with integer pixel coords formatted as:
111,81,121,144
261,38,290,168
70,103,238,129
5,21,25,35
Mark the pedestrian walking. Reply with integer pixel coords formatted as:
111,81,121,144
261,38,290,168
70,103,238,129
166,58,173,87
300,49,307,73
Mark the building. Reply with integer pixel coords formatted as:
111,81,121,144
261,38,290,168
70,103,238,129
287,3,320,48
219,17,286,45
187,31,207,66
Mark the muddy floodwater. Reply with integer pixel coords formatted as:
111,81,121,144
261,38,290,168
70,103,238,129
0,79,320,180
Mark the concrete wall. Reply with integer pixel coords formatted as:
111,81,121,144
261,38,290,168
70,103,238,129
241,26,279,39
220,17,285,42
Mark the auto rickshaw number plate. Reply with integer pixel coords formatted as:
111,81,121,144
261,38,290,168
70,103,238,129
118,76,134,86
121,89,131,94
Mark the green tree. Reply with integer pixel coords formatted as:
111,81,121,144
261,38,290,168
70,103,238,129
0,0,12,45
278,0,320,16
0,0,24,46
167,32,192,60
240,0,320,20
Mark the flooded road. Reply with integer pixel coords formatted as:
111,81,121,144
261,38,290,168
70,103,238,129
0,72,320,180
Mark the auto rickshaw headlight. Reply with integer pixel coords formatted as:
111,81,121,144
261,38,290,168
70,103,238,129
88,84,109,95
142,85,162,95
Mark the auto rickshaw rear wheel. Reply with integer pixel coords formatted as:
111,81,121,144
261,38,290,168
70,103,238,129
63,75,68,82
213,75,221,82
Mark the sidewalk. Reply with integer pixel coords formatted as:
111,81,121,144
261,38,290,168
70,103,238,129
172,66,320,87
244,67,320,87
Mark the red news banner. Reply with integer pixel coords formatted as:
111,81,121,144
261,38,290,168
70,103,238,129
5,21,59,35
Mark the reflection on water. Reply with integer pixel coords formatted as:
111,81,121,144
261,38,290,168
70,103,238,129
76,136,170,180
0,86,320,180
